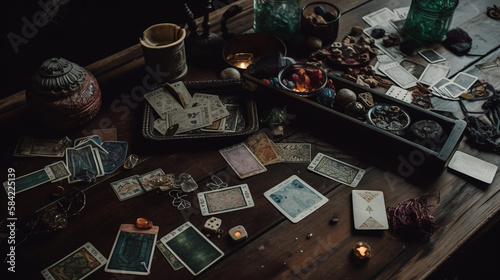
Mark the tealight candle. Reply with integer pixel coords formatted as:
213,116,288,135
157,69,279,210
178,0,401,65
227,53,254,70
229,225,248,241
352,241,372,260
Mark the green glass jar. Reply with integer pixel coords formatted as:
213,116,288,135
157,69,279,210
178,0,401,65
253,0,301,40
404,0,459,42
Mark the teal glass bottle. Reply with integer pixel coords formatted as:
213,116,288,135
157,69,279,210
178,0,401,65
253,0,302,40
404,0,459,42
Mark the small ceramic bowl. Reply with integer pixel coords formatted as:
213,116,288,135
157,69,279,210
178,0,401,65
277,63,328,98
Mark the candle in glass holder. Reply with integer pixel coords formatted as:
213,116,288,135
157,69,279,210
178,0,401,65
352,241,372,259
226,52,254,69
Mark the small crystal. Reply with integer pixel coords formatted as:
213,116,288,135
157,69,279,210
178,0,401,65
136,218,153,229
123,154,139,169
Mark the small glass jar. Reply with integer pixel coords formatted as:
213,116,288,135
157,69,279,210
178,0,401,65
253,0,301,40
403,0,459,42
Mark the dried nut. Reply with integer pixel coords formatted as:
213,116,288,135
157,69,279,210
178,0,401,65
331,48,343,57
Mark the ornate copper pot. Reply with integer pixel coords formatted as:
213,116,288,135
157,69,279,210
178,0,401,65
26,58,102,129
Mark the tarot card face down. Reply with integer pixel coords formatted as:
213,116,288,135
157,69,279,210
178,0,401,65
352,190,389,230
105,224,159,275
41,242,107,280
264,175,329,223
198,184,254,216
308,153,365,188
160,221,224,276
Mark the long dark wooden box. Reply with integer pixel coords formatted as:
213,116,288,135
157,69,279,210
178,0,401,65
242,73,467,171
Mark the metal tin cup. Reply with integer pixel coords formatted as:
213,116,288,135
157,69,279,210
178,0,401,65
301,2,341,44
140,23,188,82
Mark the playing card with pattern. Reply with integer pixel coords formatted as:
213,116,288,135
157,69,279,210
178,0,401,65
352,190,389,230
110,175,145,201
308,153,365,188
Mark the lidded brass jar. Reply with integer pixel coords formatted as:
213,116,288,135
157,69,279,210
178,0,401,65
26,58,102,129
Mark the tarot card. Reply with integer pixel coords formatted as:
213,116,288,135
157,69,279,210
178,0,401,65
224,104,240,132
201,118,226,132
419,63,450,86
275,143,312,163
440,82,466,98
16,136,65,157
219,143,267,179
41,242,106,280
244,132,283,165
110,175,145,201
430,77,452,98
3,168,51,194
378,62,418,89
74,135,101,147
66,145,100,183
362,7,398,27
389,18,406,31
105,224,159,275
264,175,328,223
75,138,108,155
386,86,412,103
198,184,254,216
45,161,71,183
169,81,194,108
138,168,165,192
451,72,478,90
155,241,184,270
448,151,498,184
92,128,117,142
192,93,230,122
144,86,183,119
399,59,425,79
91,148,105,177
308,153,365,188
168,105,213,134
160,221,224,276
375,42,405,62
100,141,128,174
352,190,389,230
419,49,446,63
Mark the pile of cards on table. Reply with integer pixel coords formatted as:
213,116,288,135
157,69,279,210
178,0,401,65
66,135,128,183
110,168,167,201
219,132,312,179
145,81,240,135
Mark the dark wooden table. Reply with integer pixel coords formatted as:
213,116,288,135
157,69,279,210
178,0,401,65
1,0,500,279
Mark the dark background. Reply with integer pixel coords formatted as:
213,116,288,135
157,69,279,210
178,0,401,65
0,0,235,99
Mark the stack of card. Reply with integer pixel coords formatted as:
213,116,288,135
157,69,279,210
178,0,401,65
145,81,240,135
14,135,67,157
429,72,478,100
66,135,129,183
219,132,313,179
110,168,167,201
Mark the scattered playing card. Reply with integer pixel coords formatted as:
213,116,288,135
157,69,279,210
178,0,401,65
244,132,283,165
308,153,365,188
219,143,267,179
160,221,224,276
448,151,498,184
41,242,107,280
275,143,312,163
264,175,329,223
451,72,478,90
352,190,389,230
155,241,184,271
14,136,66,157
105,224,158,275
198,184,254,216
386,85,413,103
45,161,71,183
110,175,145,201
419,63,450,86
419,49,446,63
378,62,418,89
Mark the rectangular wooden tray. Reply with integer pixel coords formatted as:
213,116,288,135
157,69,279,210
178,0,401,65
242,73,467,170
142,80,259,144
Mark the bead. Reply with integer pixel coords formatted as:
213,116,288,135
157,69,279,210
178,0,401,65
306,233,313,239
318,88,336,108
123,154,139,169
136,218,153,229
307,36,323,51
330,216,339,224
335,88,357,110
